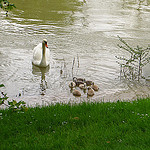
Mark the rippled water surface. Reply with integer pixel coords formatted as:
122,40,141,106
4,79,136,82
0,0,150,106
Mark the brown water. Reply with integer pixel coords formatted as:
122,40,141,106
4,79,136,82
0,0,150,106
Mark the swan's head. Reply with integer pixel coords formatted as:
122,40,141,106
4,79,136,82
43,39,48,48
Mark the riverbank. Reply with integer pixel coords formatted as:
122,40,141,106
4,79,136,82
0,98,150,150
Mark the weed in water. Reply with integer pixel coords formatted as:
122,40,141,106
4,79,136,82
116,36,150,81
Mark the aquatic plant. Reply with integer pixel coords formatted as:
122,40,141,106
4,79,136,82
0,84,27,112
60,55,80,78
116,36,150,81
0,0,16,16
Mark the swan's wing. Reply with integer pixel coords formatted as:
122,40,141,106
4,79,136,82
33,43,42,62
32,43,51,67
46,48,50,62
44,48,50,66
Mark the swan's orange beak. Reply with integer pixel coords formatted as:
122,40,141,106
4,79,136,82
45,43,48,48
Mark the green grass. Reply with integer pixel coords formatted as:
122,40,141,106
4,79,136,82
0,98,150,150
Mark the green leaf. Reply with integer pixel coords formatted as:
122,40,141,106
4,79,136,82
12,100,17,105
21,101,26,105
8,101,13,106
0,84,5,88
0,97,8,100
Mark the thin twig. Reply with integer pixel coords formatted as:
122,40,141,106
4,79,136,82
72,57,75,77
77,54,79,68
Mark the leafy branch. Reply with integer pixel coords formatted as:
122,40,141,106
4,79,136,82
0,84,28,112
116,36,150,81
0,0,16,16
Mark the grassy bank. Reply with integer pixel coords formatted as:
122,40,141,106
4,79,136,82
0,98,150,150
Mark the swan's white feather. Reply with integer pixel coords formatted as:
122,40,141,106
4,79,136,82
32,43,50,67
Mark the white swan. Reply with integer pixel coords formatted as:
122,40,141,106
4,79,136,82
32,39,50,67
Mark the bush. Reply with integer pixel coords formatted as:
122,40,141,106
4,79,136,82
116,36,150,81
0,84,27,112
0,0,16,16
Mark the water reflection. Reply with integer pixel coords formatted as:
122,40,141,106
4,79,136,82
32,65,50,95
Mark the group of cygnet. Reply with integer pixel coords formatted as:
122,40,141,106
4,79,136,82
69,77,99,97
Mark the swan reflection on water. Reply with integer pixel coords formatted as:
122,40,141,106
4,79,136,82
32,65,50,95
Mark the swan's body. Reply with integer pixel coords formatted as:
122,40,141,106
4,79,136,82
32,39,50,67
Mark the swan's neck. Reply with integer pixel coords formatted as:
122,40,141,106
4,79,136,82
40,42,46,67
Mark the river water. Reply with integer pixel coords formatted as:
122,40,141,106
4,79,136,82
0,0,150,106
